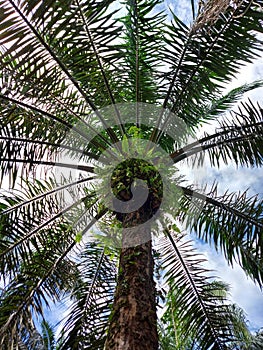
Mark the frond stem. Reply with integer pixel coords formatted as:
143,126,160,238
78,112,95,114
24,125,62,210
0,158,94,173
172,133,261,163
0,136,99,160
0,94,111,152
170,120,263,160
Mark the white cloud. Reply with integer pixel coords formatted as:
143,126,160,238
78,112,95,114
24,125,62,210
164,0,195,24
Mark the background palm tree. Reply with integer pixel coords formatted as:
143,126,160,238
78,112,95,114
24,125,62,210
241,328,263,349
158,281,255,350
0,0,263,349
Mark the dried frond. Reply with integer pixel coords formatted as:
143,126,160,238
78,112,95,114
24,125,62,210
192,0,242,32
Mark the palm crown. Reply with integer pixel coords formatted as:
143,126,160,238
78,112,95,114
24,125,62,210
0,0,263,349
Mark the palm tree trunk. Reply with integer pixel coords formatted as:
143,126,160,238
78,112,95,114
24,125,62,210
105,221,158,350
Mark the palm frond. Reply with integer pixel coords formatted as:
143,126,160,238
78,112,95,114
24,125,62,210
158,0,263,130
1,0,115,105
0,177,102,277
0,197,107,347
198,80,263,121
240,328,263,349
58,242,117,350
0,95,99,186
117,0,166,107
0,231,78,348
0,0,122,143
41,320,56,350
73,0,126,134
179,184,263,286
171,99,263,168
158,228,251,350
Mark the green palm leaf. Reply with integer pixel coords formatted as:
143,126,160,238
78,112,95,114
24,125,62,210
180,184,263,286
158,228,252,350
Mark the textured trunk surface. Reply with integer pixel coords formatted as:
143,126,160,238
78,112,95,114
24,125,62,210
105,227,158,350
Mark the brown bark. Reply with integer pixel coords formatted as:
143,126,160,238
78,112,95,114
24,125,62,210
104,225,158,350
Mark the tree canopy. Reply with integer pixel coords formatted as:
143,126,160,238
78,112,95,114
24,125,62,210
0,0,263,349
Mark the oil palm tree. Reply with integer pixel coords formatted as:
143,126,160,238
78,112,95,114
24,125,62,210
0,0,263,349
